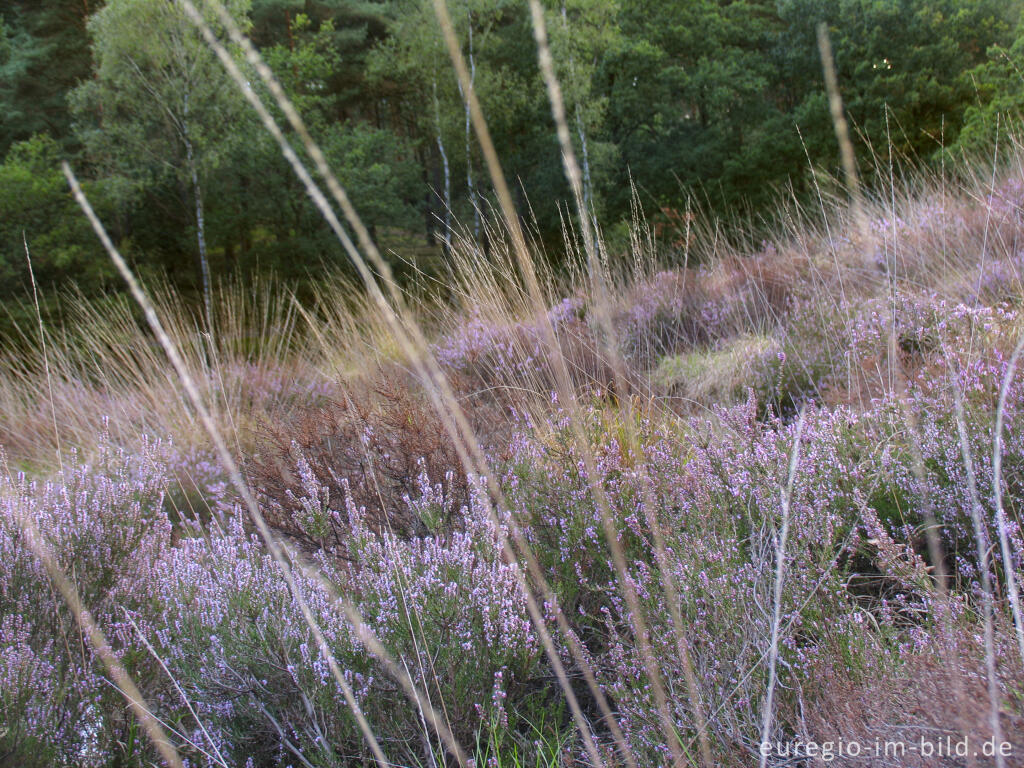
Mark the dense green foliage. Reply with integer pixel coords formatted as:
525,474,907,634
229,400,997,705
2,0,1024,327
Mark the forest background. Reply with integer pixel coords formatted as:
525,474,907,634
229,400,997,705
3,0,1024,333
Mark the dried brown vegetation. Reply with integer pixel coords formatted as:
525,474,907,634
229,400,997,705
247,373,470,552
803,627,1024,767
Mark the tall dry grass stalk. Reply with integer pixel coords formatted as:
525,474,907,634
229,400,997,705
22,233,63,473
817,22,865,240
756,409,806,768
950,371,1006,768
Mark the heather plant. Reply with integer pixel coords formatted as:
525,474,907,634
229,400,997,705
346,479,549,747
138,517,370,766
507,400,873,761
141,475,548,766
436,295,619,404
159,442,233,537
0,438,173,766
641,403,896,758
864,175,1024,300
247,375,470,547
614,270,712,367
614,248,795,371
861,334,1024,587
0,611,104,767
604,395,1008,763
758,282,1022,415
488,366,1024,765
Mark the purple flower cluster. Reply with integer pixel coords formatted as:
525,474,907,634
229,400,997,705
133,458,542,764
435,297,587,383
0,439,172,765
497,400,887,759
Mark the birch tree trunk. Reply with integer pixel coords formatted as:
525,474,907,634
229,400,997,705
577,103,599,239
433,80,452,258
465,17,479,241
182,92,212,330
562,3,600,244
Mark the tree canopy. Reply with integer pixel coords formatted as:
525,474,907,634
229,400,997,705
2,0,1023,332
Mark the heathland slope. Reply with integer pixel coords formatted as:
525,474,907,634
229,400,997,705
4,151,1024,766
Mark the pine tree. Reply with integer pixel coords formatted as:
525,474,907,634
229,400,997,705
0,0,96,154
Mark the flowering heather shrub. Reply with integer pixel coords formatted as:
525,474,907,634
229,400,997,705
702,248,794,334
247,376,469,548
618,399,936,760
144,479,545,766
492,388,1022,763
844,291,1008,359
348,479,546,740
635,408,865,754
616,253,794,370
0,612,103,767
615,270,712,366
767,289,1014,412
436,297,620,401
964,255,1024,307
436,297,584,378
763,294,1024,586
439,258,794,404
857,336,1024,587
138,517,372,765
775,291,950,411
0,439,172,766
864,176,1024,299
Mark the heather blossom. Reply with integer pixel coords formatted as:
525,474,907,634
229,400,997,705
0,439,172,765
